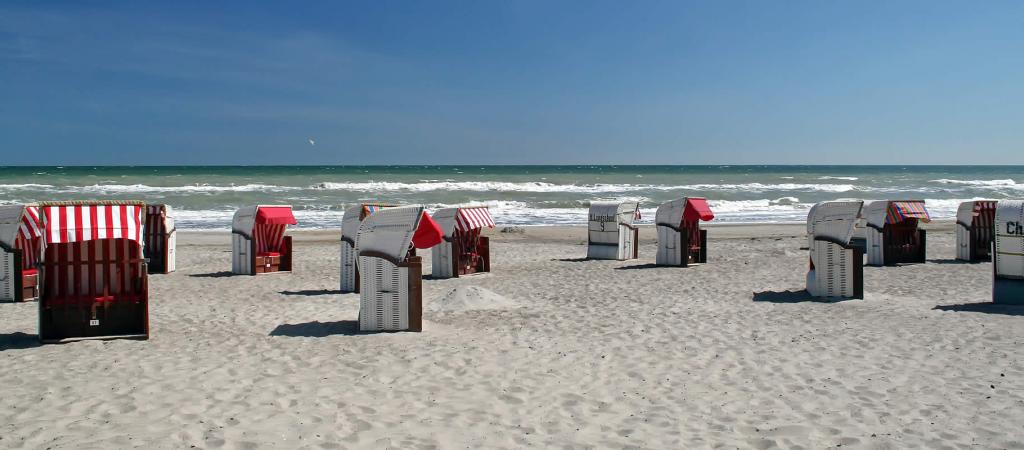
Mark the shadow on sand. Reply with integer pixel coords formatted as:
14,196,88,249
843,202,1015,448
280,289,341,297
189,271,237,278
270,320,362,337
615,263,669,271
934,302,1024,316
927,259,989,265
752,290,858,303
0,332,40,351
554,257,591,262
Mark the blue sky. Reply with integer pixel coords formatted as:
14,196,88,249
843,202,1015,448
1,1,1021,165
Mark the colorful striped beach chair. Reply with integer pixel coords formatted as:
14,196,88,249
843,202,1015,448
863,200,930,266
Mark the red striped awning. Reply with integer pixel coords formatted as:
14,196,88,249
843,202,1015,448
19,206,42,240
256,206,297,225
455,207,495,232
887,201,930,224
41,204,144,244
684,198,714,222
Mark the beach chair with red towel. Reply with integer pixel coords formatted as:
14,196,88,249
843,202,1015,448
655,198,714,266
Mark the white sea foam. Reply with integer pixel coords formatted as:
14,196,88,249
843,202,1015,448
818,176,859,181
930,179,1018,187
311,181,862,193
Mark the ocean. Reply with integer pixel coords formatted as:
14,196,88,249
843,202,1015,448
0,165,1021,229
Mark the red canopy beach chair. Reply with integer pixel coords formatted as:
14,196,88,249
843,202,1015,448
0,205,42,302
38,201,149,343
232,205,297,275
655,198,714,266
430,206,495,278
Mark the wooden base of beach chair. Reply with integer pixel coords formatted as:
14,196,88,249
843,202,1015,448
358,254,422,332
807,239,864,299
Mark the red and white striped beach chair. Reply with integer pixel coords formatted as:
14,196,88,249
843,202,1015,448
37,201,149,343
994,200,1024,304
231,205,297,275
340,203,396,293
430,206,495,278
806,201,865,299
143,204,176,273
587,201,641,260
355,206,443,332
864,200,930,266
655,198,714,266
956,200,997,262
0,205,42,302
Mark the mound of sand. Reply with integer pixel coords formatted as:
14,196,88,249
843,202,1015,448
426,286,519,313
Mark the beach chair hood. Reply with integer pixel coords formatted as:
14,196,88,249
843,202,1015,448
0,205,41,250
356,206,425,262
865,200,930,228
39,201,145,246
589,201,640,227
432,206,495,238
232,205,295,239
655,198,713,228
807,201,863,246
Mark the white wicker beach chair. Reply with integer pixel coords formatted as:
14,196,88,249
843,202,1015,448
144,204,176,274
955,200,997,262
806,201,864,299
0,204,42,302
340,203,395,293
355,206,425,332
994,200,1024,304
587,201,640,260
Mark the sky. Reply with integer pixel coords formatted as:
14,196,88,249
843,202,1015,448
0,1,1022,165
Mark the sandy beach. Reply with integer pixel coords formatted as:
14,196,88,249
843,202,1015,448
1,221,1022,449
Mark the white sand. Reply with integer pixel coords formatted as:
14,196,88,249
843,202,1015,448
1,222,1023,449
426,286,520,314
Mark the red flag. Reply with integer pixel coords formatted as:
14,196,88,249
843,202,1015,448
412,211,444,249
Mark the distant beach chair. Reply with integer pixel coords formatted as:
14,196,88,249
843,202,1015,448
231,205,297,275
0,204,42,302
806,201,864,299
994,200,1024,304
355,206,443,332
655,197,714,266
863,200,930,266
37,201,149,343
431,206,495,278
955,200,997,262
143,204,176,274
587,201,641,260
340,203,396,293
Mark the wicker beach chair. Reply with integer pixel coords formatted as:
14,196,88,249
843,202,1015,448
231,205,296,275
806,201,865,299
431,206,495,278
955,200,997,262
655,198,714,266
587,201,641,260
0,204,42,302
